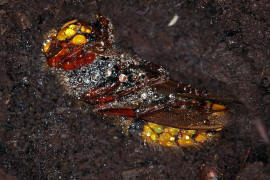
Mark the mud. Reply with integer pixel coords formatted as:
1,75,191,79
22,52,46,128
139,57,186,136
0,0,270,179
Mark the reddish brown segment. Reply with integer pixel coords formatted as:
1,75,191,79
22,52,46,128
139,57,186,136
85,86,142,104
98,109,136,117
62,53,95,70
47,48,69,67
140,107,227,130
47,43,96,70
93,80,229,130
84,83,120,98
63,46,83,60
86,88,135,104
45,15,115,71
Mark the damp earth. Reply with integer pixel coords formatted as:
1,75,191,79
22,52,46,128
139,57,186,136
0,0,270,179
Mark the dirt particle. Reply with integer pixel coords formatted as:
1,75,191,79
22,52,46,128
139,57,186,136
17,12,31,29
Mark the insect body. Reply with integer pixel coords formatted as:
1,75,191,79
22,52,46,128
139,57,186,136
42,15,230,147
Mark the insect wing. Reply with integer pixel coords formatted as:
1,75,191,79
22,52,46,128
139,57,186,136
139,80,230,130
140,108,228,130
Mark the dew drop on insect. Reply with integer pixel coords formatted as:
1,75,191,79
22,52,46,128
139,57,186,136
203,120,210,125
181,105,186,109
141,92,148,99
64,77,69,82
105,68,112,77
169,94,175,100
84,78,90,84
107,63,112,68
100,41,105,46
77,77,82,83
81,67,87,73
148,90,154,96
185,135,190,140
22,77,28,84
153,93,159,100
120,53,125,58
119,74,127,82
91,72,100,82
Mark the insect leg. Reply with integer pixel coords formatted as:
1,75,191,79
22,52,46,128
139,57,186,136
98,109,136,117
61,52,95,70
47,47,69,67
88,85,142,104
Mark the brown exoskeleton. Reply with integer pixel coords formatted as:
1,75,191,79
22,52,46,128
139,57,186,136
42,15,232,147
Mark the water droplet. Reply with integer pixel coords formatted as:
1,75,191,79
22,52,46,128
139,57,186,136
77,77,82,83
105,68,112,77
119,74,127,82
141,92,147,99
84,78,90,84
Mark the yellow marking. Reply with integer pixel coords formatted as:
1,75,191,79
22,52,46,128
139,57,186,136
167,127,180,136
195,132,208,143
142,125,158,139
86,28,91,33
81,26,86,32
148,122,163,134
169,136,175,141
61,19,78,29
166,141,176,147
80,26,91,33
142,125,159,143
64,28,77,38
57,29,67,41
68,24,79,30
206,102,212,108
150,133,158,141
71,34,87,45
43,42,51,53
141,123,220,147
143,125,152,137
159,132,176,147
177,134,195,146
186,130,196,136
212,103,227,111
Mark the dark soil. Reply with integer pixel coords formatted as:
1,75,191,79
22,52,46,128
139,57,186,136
1,0,270,179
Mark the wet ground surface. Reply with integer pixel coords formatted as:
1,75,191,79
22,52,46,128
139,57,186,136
0,0,270,179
